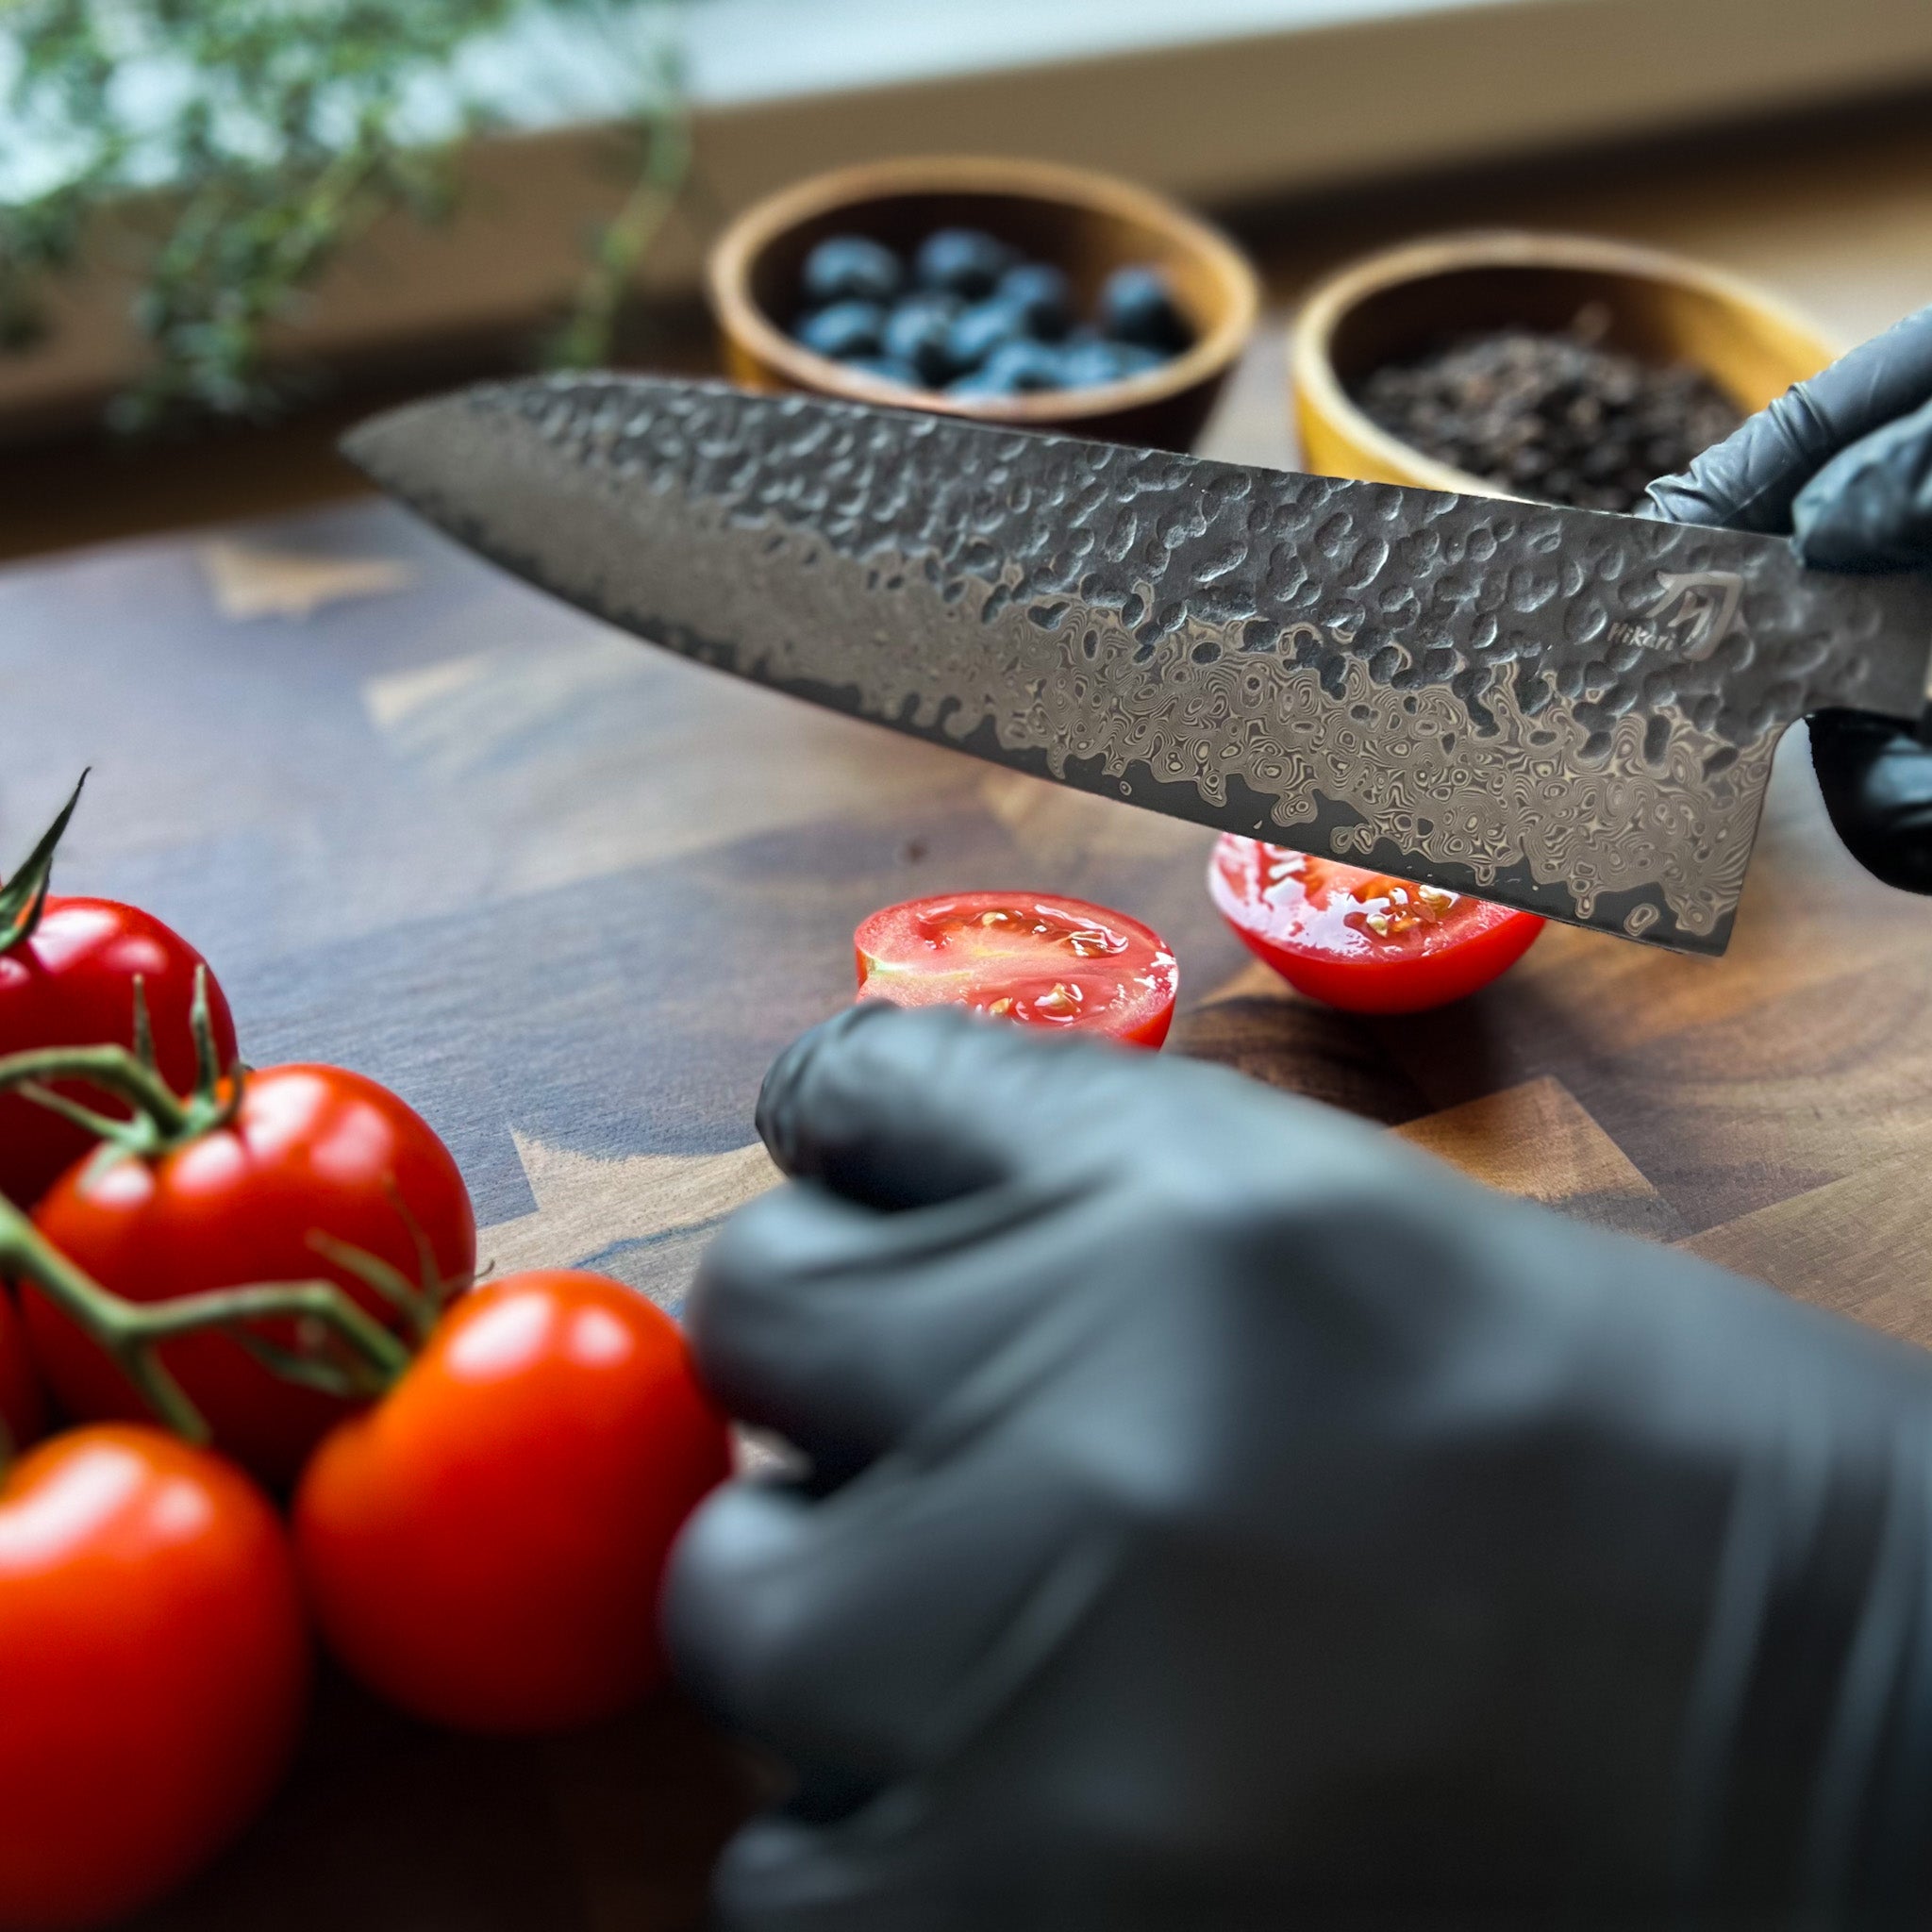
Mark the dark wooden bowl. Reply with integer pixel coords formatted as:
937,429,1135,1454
706,156,1261,453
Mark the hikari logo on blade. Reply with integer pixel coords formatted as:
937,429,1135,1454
1607,570,1744,661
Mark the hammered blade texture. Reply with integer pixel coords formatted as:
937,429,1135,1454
346,375,1932,954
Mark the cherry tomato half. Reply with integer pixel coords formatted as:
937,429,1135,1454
0,1426,308,1932
0,1289,43,1454
855,892,1178,1048
24,1065,475,1488
294,1270,732,1734
1208,835,1543,1015
0,896,237,1208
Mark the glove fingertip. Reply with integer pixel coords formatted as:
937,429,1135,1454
709,1817,844,1931
663,1480,816,1714
1640,470,1720,526
756,1005,901,1174
752,1006,1053,1211
1790,393,1932,575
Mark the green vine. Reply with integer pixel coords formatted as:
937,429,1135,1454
0,0,691,429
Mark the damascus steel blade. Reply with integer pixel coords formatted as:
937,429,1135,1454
344,375,1932,955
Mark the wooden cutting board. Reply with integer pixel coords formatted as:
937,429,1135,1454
4,488,1930,1927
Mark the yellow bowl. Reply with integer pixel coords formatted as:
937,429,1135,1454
707,155,1261,453
1291,230,1836,495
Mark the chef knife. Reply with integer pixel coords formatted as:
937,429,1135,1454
343,375,1932,956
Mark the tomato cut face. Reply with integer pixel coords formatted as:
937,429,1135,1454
855,893,1178,1049
1208,836,1543,1015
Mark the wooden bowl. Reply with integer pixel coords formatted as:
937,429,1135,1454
1290,230,1836,495
706,156,1261,452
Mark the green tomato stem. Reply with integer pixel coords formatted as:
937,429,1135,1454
190,963,223,1099
0,771,86,961
0,1041,192,1142
0,1191,410,1445
0,966,242,1155
14,1079,132,1147
130,975,157,1072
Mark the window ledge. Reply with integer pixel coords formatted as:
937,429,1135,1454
8,0,1932,438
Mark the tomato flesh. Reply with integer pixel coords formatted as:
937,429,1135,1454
24,1063,476,1488
1208,836,1542,1015
855,893,1177,1049
0,1425,308,1931
0,897,238,1208
294,1270,733,1734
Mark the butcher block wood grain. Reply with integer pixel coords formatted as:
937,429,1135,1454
3,465,1931,1924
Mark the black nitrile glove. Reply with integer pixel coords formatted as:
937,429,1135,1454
1645,305,1932,891
666,1004,1932,1930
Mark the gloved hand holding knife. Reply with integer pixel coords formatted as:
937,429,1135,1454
1647,302,1932,890
656,314,1932,1929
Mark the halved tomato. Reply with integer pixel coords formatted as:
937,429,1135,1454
855,893,1178,1048
1208,835,1542,1015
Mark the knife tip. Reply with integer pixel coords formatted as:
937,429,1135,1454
338,397,432,488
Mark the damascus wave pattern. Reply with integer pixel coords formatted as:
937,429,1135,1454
699,516,1779,943
350,376,1932,952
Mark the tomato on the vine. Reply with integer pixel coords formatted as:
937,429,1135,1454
0,1288,42,1452
1208,835,1543,1015
295,1270,731,1734
855,892,1178,1048
0,1425,308,1932
0,781,237,1208
23,1065,475,1488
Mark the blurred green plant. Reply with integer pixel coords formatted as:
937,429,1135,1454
0,0,690,429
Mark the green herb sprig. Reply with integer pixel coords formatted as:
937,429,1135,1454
0,0,691,429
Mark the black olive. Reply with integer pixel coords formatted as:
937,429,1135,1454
882,294,964,386
945,297,1031,375
794,301,888,360
1098,266,1193,354
951,340,1062,397
915,228,1017,302
801,235,903,307
997,262,1073,341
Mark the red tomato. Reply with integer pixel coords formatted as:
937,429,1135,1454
0,1425,308,1931
1208,836,1543,1015
23,1065,475,1488
855,892,1178,1049
294,1270,731,1734
0,896,237,1208
0,1289,43,1454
